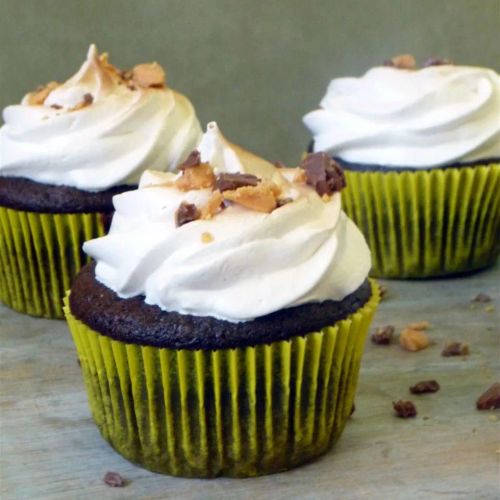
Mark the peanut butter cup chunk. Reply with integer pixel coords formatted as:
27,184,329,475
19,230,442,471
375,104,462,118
132,62,166,88
384,54,417,69
175,201,200,227
216,173,260,191
410,380,440,394
371,325,394,345
301,153,346,196
223,183,279,213
103,471,126,488
393,400,417,418
399,328,430,352
179,150,202,169
175,156,215,191
25,81,59,105
441,341,470,357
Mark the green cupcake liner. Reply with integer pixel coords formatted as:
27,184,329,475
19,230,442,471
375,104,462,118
0,207,106,318
341,164,500,278
63,282,379,478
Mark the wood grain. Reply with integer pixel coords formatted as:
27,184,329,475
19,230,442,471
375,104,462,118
1,264,499,500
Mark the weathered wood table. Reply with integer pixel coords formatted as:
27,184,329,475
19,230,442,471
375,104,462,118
1,264,499,499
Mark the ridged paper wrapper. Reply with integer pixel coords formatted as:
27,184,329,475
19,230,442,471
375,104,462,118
63,282,379,478
341,164,500,278
0,207,106,318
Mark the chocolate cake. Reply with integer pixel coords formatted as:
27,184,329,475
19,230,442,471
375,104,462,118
69,262,372,350
307,141,499,172
0,176,132,213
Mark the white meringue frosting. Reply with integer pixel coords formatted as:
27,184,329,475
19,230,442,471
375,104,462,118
83,122,371,322
0,44,202,190
303,64,500,168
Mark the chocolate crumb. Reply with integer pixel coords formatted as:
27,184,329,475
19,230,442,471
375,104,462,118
175,202,200,227
273,161,286,168
83,93,94,105
441,341,470,357
179,150,201,170
393,400,417,418
103,471,125,487
472,293,492,303
424,57,453,67
410,380,440,394
371,325,394,345
379,284,388,300
50,104,62,110
476,383,500,410
300,153,346,196
216,173,260,192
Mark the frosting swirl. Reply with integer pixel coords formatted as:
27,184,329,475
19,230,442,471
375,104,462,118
83,122,371,322
0,44,202,190
303,65,500,168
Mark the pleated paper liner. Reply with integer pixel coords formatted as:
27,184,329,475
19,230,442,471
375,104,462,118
64,282,379,478
341,163,500,278
0,207,106,319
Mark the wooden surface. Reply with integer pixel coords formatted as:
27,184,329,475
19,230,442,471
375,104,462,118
1,264,499,500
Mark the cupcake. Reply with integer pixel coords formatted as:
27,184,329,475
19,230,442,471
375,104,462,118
0,44,201,317
303,55,500,278
64,122,379,477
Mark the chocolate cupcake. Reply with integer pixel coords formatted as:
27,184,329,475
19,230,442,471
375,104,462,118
0,44,201,317
303,56,500,278
64,122,379,477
